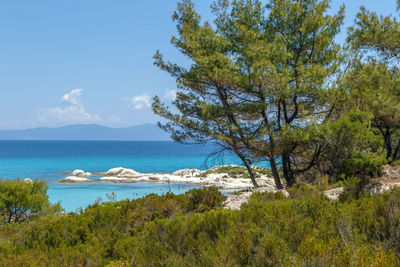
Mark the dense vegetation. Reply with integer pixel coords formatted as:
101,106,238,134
199,165,272,178
1,179,400,266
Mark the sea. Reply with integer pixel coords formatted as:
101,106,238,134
0,140,243,212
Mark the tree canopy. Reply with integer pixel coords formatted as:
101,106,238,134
153,0,346,188
347,4,400,163
0,178,61,223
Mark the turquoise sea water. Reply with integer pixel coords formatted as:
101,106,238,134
0,141,243,212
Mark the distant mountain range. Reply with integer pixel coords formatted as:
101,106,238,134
0,124,171,141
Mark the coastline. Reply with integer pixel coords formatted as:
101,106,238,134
57,164,400,210
58,166,278,190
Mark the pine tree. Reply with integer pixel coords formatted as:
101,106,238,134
347,4,400,163
153,0,344,187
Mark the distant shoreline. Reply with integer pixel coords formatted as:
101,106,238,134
0,123,171,141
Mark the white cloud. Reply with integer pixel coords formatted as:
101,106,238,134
38,88,102,126
62,88,83,105
123,94,151,110
163,90,177,101
123,90,177,111
0,88,139,130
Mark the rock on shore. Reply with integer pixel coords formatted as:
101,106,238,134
106,167,140,177
23,178,33,184
172,169,201,177
58,166,278,190
57,164,400,211
59,176,91,183
71,169,92,177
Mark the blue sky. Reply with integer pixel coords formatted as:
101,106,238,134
0,0,397,130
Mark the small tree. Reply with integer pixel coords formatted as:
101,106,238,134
0,178,61,223
316,110,386,180
347,5,400,163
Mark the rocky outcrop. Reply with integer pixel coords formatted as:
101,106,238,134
172,169,200,177
361,165,400,194
224,192,253,210
324,187,344,201
224,187,289,210
23,178,33,184
364,180,400,195
382,164,400,180
224,186,348,210
58,164,283,191
59,176,91,183
58,169,93,183
71,169,91,177
106,167,140,177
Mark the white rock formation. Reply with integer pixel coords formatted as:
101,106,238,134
106,167,125,176
99,177,131,182
70,170,92,177
119,168,140,177
172,169,200,177
224,192,253,210
72,169,85,176
324,187,344,201
224,187,288,210
106,167,139,177
23,178,33,184
382,164,400,180
59,176,91,183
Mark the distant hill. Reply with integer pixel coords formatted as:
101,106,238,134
0,124,171,141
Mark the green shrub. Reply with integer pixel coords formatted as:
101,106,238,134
2,184,400,265
314,175,330,191
340,150,387,178
185,187,226,212
287,183,321,200
0,179,62,223
200,166,250,178
338,176,364,202
199,166,272,178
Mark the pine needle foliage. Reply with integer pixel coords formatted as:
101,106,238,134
153,0,345,187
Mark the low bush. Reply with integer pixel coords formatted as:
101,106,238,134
340,150,387,178
1,184,400,265
338,176,365,202
185,187,226,212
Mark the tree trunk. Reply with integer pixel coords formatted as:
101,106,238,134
269,155,283,189
384,129,393,162
244,163,259,188
237,153,258,188
282,151,296,187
